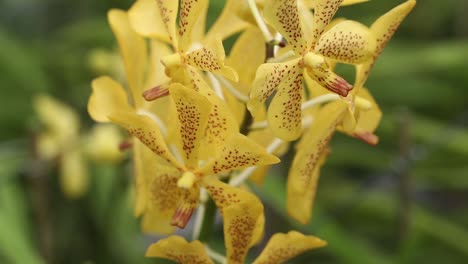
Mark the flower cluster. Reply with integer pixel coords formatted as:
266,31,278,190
88,0,415,263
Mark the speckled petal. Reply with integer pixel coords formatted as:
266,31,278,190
185,40,238,81
355,0,416,88
304,0,368,8
108,111,182,169
205,0,250,43
146,236,214,264
267,62,304,141
185,68,240,158
315,20,376,64
263,0,309,55
128,0,170,42
252,231,327,264
248,58,302,120
310,0,344,49
155,0,179,49
178,0,209,52
169,84,212,169
108,9,147,106
197,133,280,176
136,142,180,234
202,178,265,264
287,101,347,224
89,76,132,122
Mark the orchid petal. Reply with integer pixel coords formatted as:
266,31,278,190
128,0,171,42
315,20,376,64
356,0,416,88
341,88,382,145
89,76,132,123
252,231,327,264
203,178,265,264
249,58,302,120
310,0,344,49
263,0,309,55
169,83,212,169
146,236,213,264
108,9,147,106
155,0,179,49
267,61,304,141
198,133,280,176
178,0,209,52
60,148,89,199
185,40,238,81
205,0,250,43
109,111,182,169
287,101,347,223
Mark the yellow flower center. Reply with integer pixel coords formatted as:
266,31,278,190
177,171,197,189
161,53,182,68
302,52,325,69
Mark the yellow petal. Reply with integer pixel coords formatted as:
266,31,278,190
178,0,209,52
146,236,213,264
132,139,151,217
227,27,266,87
315,20,376,64
34,94,80,144
309,0,343,49
128,0,171,42
303,0,368,8
197,133,280,176
108,111,182,169
249,58,302,120
287,101,347,223
202,178,265,264
185,40,238,81
267,61,304,141
155,0,179,49
185,67,240,158
205,0,250,43
108,9,147,106
169,83,212,169
85,124,124,163
37,132,60,160
60,149,89,199
263,0,309,55
341,88,382,145
89,76,132,122
252,231,327,264
355,0,416,88
341,0,369,6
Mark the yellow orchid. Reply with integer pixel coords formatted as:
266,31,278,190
146,230,326,264
109,84,279,232
286,0,416,224
128,0,238,89
35,95,123,199
146,189,324,264
249,0,377,140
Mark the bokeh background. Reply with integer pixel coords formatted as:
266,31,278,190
1,0,467,263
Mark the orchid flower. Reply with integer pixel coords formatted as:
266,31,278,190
286,0,416,224
109,84,279,232
146,208,325,264
249,0,377,141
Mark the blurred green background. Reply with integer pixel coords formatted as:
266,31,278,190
0,0,467,263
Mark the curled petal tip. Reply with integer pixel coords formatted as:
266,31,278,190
354,132,379,145
331,76,353,97
142,85,170,101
